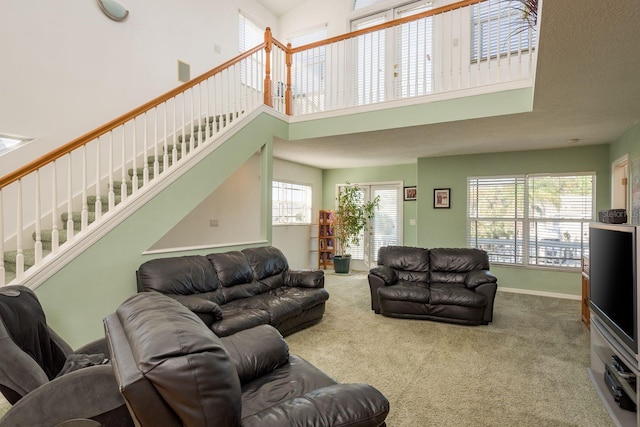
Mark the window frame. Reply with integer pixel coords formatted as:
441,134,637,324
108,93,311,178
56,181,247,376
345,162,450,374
467,172,596,270
272,180,313,226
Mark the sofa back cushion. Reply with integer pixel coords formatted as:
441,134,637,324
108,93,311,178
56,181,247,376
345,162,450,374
106,292,242,427
242,246,289,291
207,252,261,302
378,246,430,283
430,248,490,284
137,255,220,295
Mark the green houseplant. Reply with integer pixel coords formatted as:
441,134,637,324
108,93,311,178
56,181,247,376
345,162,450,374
333,182,380,274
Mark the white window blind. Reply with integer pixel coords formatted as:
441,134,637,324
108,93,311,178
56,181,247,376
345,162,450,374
238,12,264,90
352,14,387,106
470,0,537,62
396,1,433,98
272,181,312,225
467,173,594,269
371,187,399,262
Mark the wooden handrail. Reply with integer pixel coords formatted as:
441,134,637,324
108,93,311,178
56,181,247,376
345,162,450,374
290,0,483,53
0,43,266,190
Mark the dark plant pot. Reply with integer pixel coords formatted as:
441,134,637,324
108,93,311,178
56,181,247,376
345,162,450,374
333,255,351,274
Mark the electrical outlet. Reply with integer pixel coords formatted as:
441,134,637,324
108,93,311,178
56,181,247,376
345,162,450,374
209,219,219,227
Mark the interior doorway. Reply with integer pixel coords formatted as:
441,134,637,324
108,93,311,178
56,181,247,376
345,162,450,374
612,155,629,210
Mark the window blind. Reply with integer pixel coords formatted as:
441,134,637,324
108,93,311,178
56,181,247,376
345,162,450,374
467,173,594,269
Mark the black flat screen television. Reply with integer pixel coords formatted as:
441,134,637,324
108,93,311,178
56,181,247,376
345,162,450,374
589,223,638,355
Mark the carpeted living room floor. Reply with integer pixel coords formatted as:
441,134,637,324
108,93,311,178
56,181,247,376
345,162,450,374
285,271,615,427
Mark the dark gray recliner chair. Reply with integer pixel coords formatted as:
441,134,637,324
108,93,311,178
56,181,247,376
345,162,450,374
104,291,390,426
0,285,132,427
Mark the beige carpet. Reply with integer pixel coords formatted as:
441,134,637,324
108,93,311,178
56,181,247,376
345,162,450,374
285,272,615,427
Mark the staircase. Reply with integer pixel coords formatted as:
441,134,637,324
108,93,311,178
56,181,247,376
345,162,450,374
2,113,241,284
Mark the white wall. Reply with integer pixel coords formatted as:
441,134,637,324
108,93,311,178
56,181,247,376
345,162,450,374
148,154,263,251
0,0,278,178
272,157,323,269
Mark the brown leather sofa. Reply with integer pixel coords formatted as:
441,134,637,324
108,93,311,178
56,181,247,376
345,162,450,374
104,292,390,427
368,246,498,325
136,246,328,337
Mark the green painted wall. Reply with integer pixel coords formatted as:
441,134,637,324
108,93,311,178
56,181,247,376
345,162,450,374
322,164,418,247
417,144,611,296
610,121,640,161
35,113,287,348
289,87,533,140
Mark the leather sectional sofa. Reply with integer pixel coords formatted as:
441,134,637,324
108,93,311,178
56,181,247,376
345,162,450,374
104,292,390,426
136,246,328,337
368,246,498,325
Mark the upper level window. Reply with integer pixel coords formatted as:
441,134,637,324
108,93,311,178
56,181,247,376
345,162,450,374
353,0,384,11
0,134,31,156
470,0,537,62
467,173,594,269
272,181,312,225
238,11,264,90
289,26,328,111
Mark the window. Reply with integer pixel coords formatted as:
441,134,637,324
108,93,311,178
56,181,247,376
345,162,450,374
289,26,328,112
238,12,264,90
470,0,537,62
353,0,384,11
0,134,30,156
272,181,312,225
467,173,595,269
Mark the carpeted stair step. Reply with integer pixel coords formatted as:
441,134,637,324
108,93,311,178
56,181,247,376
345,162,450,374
109,182,137,197
4,248,52,275
38,229,69,252
61,211,97,230
128,167,158,180
86,194,125,211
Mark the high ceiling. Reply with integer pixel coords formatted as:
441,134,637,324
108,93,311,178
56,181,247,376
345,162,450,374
262,0,640,169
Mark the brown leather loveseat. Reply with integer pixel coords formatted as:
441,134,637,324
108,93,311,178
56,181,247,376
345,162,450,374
104,291,390,426
136,246,328,337
368,246,498,325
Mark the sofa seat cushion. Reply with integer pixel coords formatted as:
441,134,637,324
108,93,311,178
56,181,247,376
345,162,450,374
377,282,430,303
268,287,329,310
211,307,270,337
240,355,338,419
429,283,487,308
225,294,303,325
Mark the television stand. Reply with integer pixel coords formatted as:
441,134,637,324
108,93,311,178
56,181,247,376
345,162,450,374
590,314,639,426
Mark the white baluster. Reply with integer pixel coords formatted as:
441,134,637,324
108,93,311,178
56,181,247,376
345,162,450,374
108,131,115,211
95,137,102,221
205,79,211,139
34,170,42,265
163,103,169,174
131,118,139,195
190,88,196,153
153,109,160,178
172,99,178,165
16,180,24,280
181,94,187,158
81,145,88,230
51,162,59,253
143,113,149,186
121,125,128,204
67,155,74,241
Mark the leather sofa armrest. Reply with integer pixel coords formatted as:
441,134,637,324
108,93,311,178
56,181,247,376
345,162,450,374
74,337,109,356
166,294,223,319
241,383,389,427
465,270,497,290
220,325,289,384
284,269,325,288
369,265,397,286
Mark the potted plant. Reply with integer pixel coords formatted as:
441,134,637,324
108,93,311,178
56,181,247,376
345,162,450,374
333,182,380,274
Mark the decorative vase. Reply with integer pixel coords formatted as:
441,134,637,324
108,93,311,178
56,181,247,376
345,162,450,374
333,255,351,274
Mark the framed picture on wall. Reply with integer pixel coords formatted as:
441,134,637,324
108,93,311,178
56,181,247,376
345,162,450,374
433,188,450,209
404,186,417,201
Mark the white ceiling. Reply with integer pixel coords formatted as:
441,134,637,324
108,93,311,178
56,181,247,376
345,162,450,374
264,0,640,169
255,0,306,17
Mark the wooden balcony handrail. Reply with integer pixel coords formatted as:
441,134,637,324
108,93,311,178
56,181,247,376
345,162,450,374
290,0,483,53
0,43,266,190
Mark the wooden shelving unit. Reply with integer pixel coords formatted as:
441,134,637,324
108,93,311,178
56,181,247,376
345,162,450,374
318,210,335,270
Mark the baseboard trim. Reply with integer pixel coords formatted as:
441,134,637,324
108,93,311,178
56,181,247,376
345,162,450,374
498,286,581,301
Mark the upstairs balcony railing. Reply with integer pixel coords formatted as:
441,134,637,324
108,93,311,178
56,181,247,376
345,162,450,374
0,0,537,287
